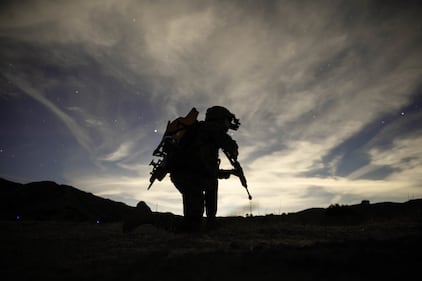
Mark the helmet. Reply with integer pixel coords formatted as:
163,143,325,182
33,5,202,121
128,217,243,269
205,106,240,130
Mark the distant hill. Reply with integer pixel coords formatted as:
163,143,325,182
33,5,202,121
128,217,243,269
0,178,149,222
1,178,422,226
245,198,422,225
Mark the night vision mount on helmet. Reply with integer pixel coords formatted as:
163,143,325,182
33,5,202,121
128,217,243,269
205,106,240,131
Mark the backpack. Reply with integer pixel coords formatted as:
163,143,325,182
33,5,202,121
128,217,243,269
163,107,199,145
147,108,199,189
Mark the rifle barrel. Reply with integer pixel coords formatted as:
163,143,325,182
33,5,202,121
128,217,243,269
147,182,153,190
222,150,252,200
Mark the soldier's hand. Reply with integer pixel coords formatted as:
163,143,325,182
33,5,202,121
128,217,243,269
218,170,232,179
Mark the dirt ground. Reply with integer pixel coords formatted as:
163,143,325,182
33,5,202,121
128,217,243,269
2,215,421,281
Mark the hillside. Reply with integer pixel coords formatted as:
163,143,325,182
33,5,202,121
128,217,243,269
1,177,422,226
0,178,145,222
2,178,422,280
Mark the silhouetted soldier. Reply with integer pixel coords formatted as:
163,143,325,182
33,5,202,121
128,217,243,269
168,106,240,231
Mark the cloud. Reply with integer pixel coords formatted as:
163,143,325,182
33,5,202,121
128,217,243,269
1,0,422,215
3,74,93,151
370,136,422,179
100,141,134,162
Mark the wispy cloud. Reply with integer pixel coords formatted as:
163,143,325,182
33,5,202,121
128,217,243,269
3,74,93,151
1,0,421,215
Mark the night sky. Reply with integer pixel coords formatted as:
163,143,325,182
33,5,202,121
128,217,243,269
1,0,422,216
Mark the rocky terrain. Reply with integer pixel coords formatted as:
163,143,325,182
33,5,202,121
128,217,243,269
1,178,422,280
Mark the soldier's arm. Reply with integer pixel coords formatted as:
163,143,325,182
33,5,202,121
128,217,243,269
211,124,238,159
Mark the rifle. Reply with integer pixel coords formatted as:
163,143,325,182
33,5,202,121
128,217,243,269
221,150,252,200
147,157,168,190
147,137,173,190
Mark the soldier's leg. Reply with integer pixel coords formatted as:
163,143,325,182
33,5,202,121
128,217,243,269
204,179,218,219
183,188,204,225
171,173,204,229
